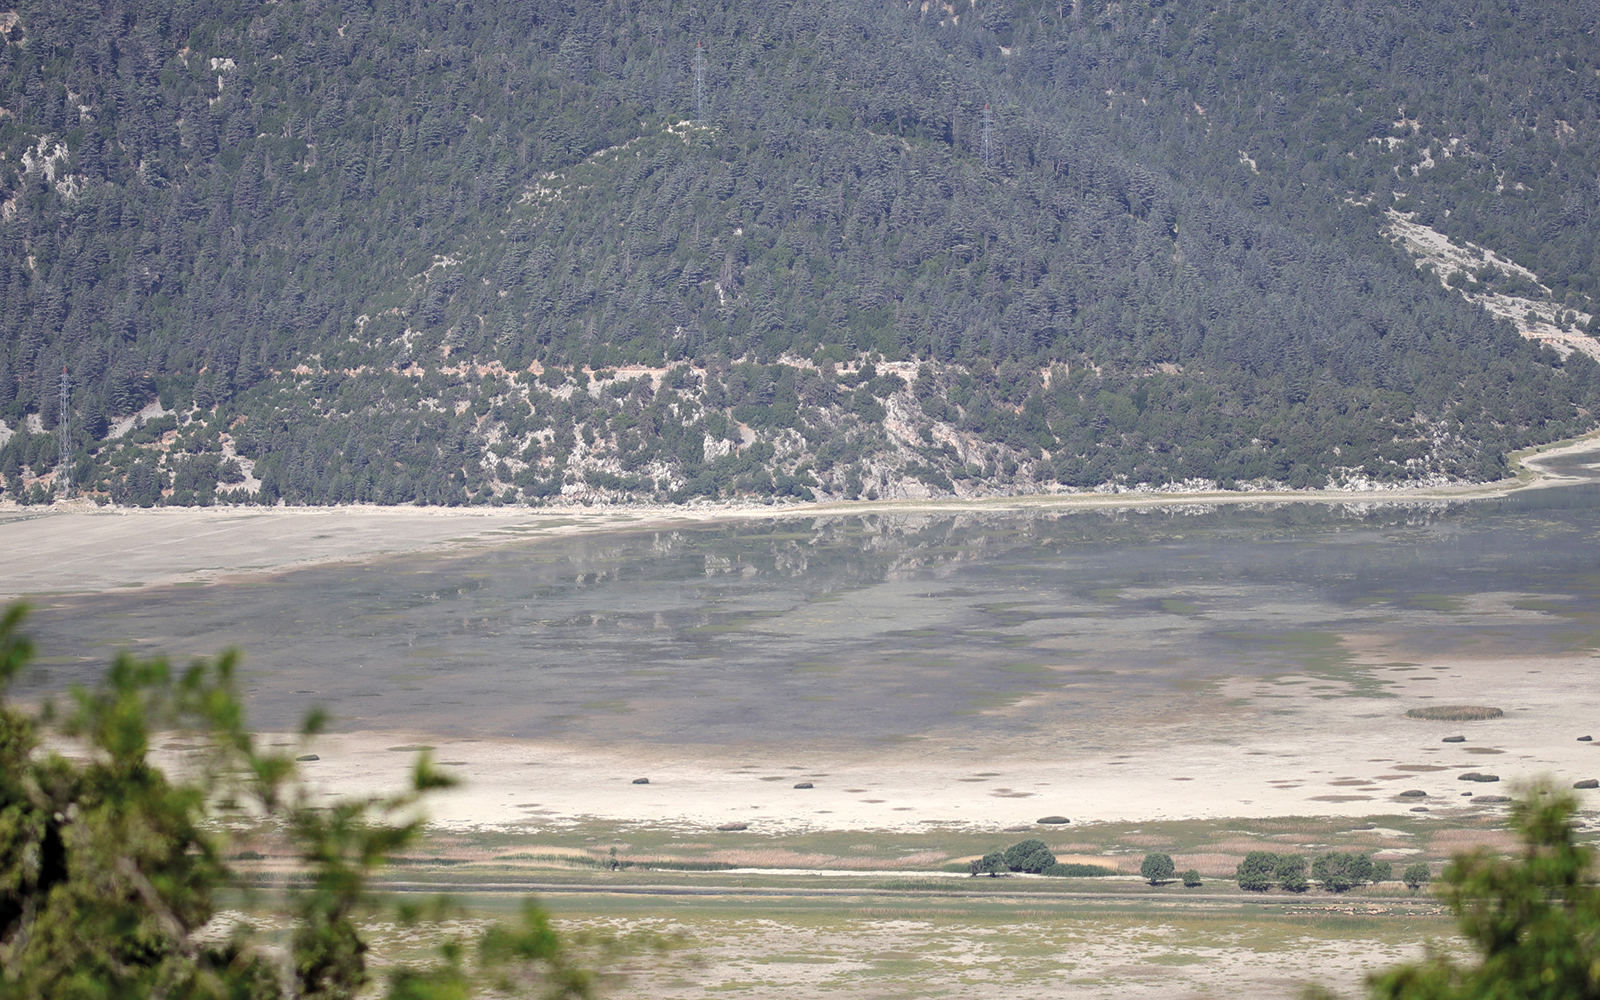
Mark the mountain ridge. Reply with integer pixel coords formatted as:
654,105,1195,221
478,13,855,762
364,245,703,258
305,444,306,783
1,0,1598,507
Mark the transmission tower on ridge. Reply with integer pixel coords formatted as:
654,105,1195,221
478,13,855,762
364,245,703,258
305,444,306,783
693,41,706,123
56,367,70,495
981,103,993,170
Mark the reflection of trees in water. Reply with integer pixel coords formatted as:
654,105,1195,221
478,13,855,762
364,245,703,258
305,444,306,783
647,506,1351,594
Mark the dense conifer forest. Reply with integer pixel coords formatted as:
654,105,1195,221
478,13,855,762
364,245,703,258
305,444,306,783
2,0,1599,506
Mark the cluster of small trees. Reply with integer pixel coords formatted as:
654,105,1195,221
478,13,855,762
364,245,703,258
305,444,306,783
970,838,1059,876
1236,850,1431,892
975,844,1433,892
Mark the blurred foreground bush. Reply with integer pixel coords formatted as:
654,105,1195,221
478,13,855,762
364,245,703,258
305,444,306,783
0,603,636,999
1311,782,1600,1000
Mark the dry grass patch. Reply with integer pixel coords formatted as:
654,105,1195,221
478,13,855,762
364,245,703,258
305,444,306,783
1054,854,1121,869
1210,838,1278,854
1428,829,1517,854
487,844,594,861
1250,817,1353,835
703,848,949,869
1172,853,1249,878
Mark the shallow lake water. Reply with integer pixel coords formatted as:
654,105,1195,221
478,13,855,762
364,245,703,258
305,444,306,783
18,475,1600,750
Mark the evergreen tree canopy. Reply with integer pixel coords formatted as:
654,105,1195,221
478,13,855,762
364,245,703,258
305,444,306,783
2,0,1598,506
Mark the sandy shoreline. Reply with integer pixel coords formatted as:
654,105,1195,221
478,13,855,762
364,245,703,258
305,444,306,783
2,430,1598,603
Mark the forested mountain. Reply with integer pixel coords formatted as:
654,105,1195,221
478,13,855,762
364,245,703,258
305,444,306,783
2,0,1599,507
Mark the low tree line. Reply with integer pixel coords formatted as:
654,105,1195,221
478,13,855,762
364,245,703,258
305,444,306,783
1237,850,1431,893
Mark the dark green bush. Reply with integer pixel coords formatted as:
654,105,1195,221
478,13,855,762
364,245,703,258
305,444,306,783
1140,852,1176,885
1003,839,1057,874
1402,862,1431,890
1237,851,1280,891
1313,851,1374,892
1275,854,1309,892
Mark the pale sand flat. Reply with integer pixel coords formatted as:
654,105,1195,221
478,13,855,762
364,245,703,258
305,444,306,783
177,647,1598,834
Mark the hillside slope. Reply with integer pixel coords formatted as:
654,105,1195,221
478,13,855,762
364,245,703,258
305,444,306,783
1,0,1598,506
